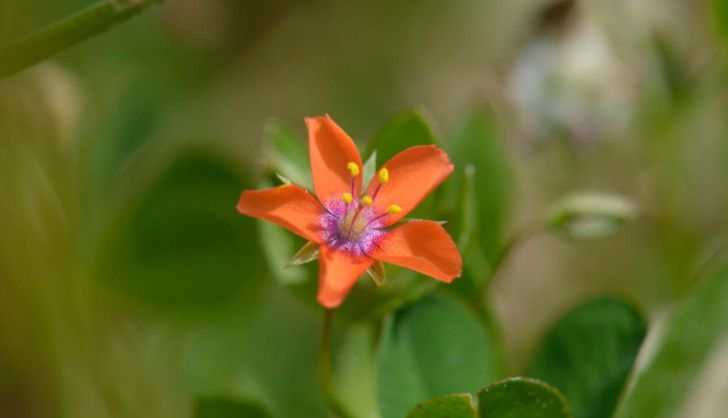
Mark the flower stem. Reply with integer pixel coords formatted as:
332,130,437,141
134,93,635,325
0,0,165,79
319,309,351,418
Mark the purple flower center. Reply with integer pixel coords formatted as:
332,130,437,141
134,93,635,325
320,200,386,257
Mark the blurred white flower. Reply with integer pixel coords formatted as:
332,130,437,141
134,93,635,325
508,17,636,145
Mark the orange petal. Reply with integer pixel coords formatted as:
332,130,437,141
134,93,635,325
306,115,363,204
365,145,453,225
237,185,324,243
372,221,461,283
317,245,373,308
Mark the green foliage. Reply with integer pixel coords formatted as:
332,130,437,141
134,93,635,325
367,110,441,220
528,298,647,418
614,264,728,418
446,108,512,262
98,151,267,313
0,0,165,79
477,377,572,418
265,121,312,189
378,296,499,418
407,394,476,418
405,378,571,418
366,109,438,162
194,397,271,418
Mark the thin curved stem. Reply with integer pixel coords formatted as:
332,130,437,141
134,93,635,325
319,309,352,418
0,0,165,79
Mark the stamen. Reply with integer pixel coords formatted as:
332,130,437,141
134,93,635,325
347,162,359,196
387,204,402,214
366,203,403,226
361,195,373,206
342,193,353,204
371,168,389,201
347,162,360,177
378,168,389,183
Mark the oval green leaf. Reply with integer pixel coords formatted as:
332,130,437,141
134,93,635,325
407,394,477,418
366,109,438,162
446,108,512,262
98,152,267,313
477,377,572,418
378,296,499,418
527,298,647,418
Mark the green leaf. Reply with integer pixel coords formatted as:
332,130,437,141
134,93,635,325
333,323,381,418
194,397,271,418
0,0,165,79
286,240,320,267
366,110,440,220
452,164,492,295
614,264,728,418
265,120,311,189
545,192,638,241
407,394,477,418
446,108,512,262
367,260,387,287
378,296,499,418
477,377,572,418
98,152,267,313
713,0,728,48
362,150,378,190
366,110,438,162
527,298,647,418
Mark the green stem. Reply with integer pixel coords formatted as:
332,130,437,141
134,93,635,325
319,309,351,418
0,0,164,79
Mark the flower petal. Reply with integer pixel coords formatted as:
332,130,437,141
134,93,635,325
306,115,363,204
372,221,461,283
317,245,373,308
237,185,324,243
365,145,453,225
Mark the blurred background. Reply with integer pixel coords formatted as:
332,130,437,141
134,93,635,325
1,0,728,417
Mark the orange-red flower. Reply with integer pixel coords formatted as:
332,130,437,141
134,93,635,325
237,115,462,308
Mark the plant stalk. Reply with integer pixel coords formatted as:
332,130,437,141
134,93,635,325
319,309,352,418
0,0,165,79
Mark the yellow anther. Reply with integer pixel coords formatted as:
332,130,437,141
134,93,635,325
361,195,373,206
378,168,389,183
342,192,353,204
387,204,402,214
347,162,360,177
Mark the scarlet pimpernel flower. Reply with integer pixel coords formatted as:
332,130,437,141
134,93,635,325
237,115,462,308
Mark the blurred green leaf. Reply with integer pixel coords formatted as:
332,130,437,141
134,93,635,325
366,109,438,162
378,296,499,418
99,151,266,313
407,394,476,418
545,192,638,241
0,0,165,79
614,264,728,418
265,120,311,189
452,164,492,295
333,323,381,418
366,110,440,221
713,0,728,48
446,108,512,262
477,377,572,418
194,397,271,418
527,298,647,418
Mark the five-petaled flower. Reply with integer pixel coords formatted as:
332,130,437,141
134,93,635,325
237,115,462,308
